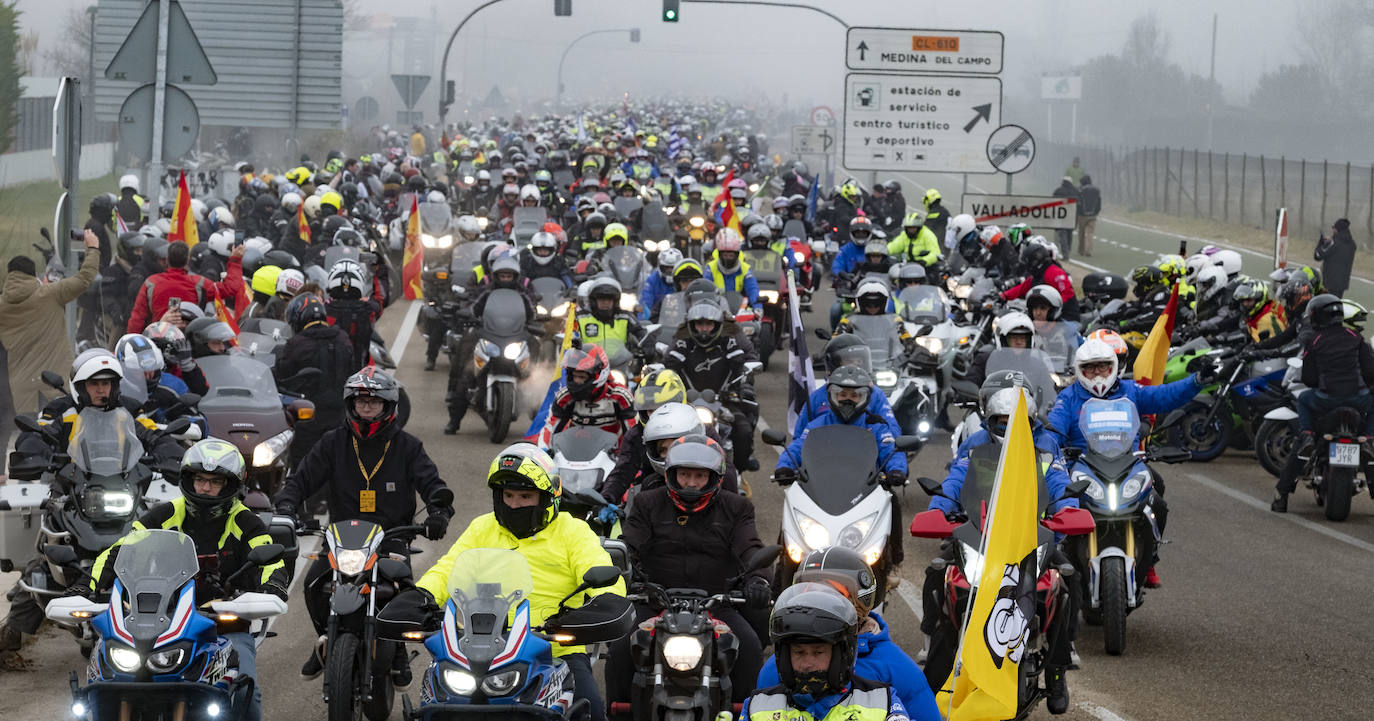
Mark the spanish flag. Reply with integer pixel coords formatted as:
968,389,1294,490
296,204,312,245
712,170,742,235
168,171,199,247
213,297,240,339
402,195,424,300
943,389,1040,721
1132,282,1180,386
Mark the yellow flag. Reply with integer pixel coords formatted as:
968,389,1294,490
556,303,578,379
1131,283,1180,386
946,389,1040,721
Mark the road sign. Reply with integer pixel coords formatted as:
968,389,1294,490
355,96,380,124
842,72,1001,173
392,74,430,110
792,125,836,155
810,105,836,127
105,0,216,85
986,124,1035,174
1041,75,1082,100
52,78,82,190
846,27,1003,74
118,83,200,162
963,194,1077,230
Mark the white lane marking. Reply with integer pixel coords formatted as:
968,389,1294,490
390,300,423,367
1178,469,1374,554
1084,702,1133,721
894,581,923,622
288,536,322,595
1069,259,1112,274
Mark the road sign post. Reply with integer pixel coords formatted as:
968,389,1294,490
842,72,1000,173
846,27,1003,74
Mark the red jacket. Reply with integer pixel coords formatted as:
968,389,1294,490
127,260,246,333
537,382,636,448
1002,262,1077,302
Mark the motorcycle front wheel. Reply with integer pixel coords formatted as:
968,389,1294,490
326,632,365,721
1168,401,1232,462
1100,557,1129,656
488,383,515,444
1253,418,1296,478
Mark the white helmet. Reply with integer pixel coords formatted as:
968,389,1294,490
1212,249,1242,278
948,213,977,244
1184,253,1210,285
189,198,206,222
243,236,274,256
529,231,558,265
519,184,541,203
210,206,235,230
994,311,1034,347
1196,265,1228,300
456,215,482,241
658,247,684,274
1074,338,1119,398
275,268,305,296
426,190,447,204
207,229,236,257
154,218,172,235
679,175,697,192
70,348,125,404
280,192,302,214
303,195,321,219
1026,284,1064,321
642,403,706,473
119,174,140,193
328,259,370,299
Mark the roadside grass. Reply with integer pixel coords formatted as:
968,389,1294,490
0,174,117,268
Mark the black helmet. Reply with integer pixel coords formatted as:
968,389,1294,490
186,317,235,357
286,294,328,332
178,439,246,521
822,334,872,374
769,582,859,697
587,277,622,324
826,364,872,423
1019,238,1054,274
262,248,301,270
686,299,726,347
1131,265,1166,299
90,193,116,217
116,231,146,265
1308,293,1344,329
796,547,878,617
321,214,350,239
663,434,727,513
958,233,991,266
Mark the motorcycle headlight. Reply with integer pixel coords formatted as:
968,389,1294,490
689,217,705,228
1051,372,1069,387
480,666,524,695
464,175,475,185
552,302,570,318
85,488,136,517
874,369,898,387
377,224,388,239
662,635,704,671
334,548,368,577
437,234,453,249
253,429,294,467
1073,471,1106,502
610,369,627,386
620,292,638,312
1121,470,1150,501
477,339,501,363
441,668,478,695
916,336,944,354
960,541,985,587
422,234,437,248
748,183,760,193
953,284,973,299
147,645,188,673
694,405,714,426
478,217,490,230
503,342,526,361
796,513,830,551
836,513,877,550
758,290,779,304
108,645,142,672
945,276,958,292
793,251,805,263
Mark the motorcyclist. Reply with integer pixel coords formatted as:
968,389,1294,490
966,310,1036,388
126,240,247,333
116,173,144,230
186,317,236,358
665,297,760,471
101,232,145,336
536,344,636,447
278,294,354,467
445,254,539,434
570,211,609,260
757,548,940,720
794,335,899,434
607,435,770,705
921,188,949,242
638,247,683,320
708,227,762,308
274,367,453,680
324,258,384,371
920,373,1075,711
143,320,210,395
1272,293,1374,512
86,439,290,721
1249,272,1318,356
405,444,629,721
828,217,878,328
825,181,864,244
886,211,941,267
785,194,814,237
1002,235,1082,322
741,583,911,721
1231,277,1287,342
833,281,911,358
112,332,198,424
521,231,575,287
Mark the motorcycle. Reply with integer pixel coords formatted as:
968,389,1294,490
549,427,621,537
1158,340,1286,461
1065,398,1191,655
457,288,537,443
612,546,782,721
948,347,1060,456
1276,359,1373,521
895,284,969,440
742,248,787,369
45,528,287,721
1253,357,1306,478
378,548,634,720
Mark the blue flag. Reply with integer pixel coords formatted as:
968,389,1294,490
523,376,565,442
784,250,819,432
804,176,820,223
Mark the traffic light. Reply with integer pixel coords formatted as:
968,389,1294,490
662,0,679,22
554,0,571,16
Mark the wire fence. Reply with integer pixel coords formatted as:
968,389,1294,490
1040,143,1374,245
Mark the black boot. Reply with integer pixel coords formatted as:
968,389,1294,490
1271,491,1288,513
443,418,460,435
1045,665,1069,714
391,647,412,688
301,635,326,679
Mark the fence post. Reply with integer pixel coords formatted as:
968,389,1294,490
1260,156,1267,224
1208,151,1215,220
1345,161,1351,220
1223,153,1230,223
1240,154,1248,226
1299,159,1306,234
1321,160,1328,228
1193,149,1200,218
1176,148,1185,216
1368,164,1373,238
1163,148,1172,215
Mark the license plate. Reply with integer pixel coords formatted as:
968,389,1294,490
1329,443,1361,467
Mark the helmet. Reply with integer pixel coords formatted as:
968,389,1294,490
822,334,873,374
321,214,351,241
142,322,185,360
893,263,927,288
275,268,305,297
686,299,726,347
71,348,124,407
114,333,165,393
957,233,990,266
746,223,773,247
902,210,926,231
994,311,1034,347
285,166,311,186
319,191,343,214
562,345,610,401
838,181,860,204
1155,254,1186,283
739,213,764,234
187,318,235,357
206,230,235,261
584,211,607,232
426,190,446,204
303,195,321,219
116,231,146,265
89,193,116,217
795,547,878,618
1074,338,1120,398
251,265,283,297
826,364,872,423
279,193,301,215
854,279,889,315
529,232,558,265
1308,293,1345,329
948,213,977,245
664,434,727,513
979,224,1004,251
714,228,743,272
770,582,859,697
604,222,629,245
848,215,873,241
673,258,705,287
188,198,207,223
1026,284,1064,321
1212,249,1243,278
179,439,246,520
286,293,328,332
1131,265,1167,298
1232,278,1269,318
519,184,541,205
1006,222,1031,246
980,370,1040,441
487,443,561,538
643,403,706,473
344,367,400,439
575,196,596,215
787,194,807,211
634,369,688,417
1086,329,1129,361
1019,236,1055,274
456,215,483,242
657,247,684,276
863,240,888,262
922,188,941,208
587,277,622,323
1184,254,1211,285
764,213,785,234
327,259,369,300
1195,266,1228,301
119,174,140,193
1279,273,1315,312
490,253,522,289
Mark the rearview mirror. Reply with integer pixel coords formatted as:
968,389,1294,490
164,417,192,436
44,544,79,566
894,435,922,452
581,566,622,589
14,415,43,434
246,543,285,566
743,361,763,376
916,476,943,497
760,429,787,446
41,370,65,390
743,545,782,573
177,392,202,407
1064,478,1091,498
814,328,829,341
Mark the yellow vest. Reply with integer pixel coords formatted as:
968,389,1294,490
709,257,752,293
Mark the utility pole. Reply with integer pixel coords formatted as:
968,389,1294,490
1207,13,1217,152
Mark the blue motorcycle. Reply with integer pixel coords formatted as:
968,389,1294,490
383,548,632,720
1067,399,1189,656
44,528,287,721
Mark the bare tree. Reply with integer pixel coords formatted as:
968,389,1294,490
1295,0,1374,117
41,5,94,78
1122,12,1170,69
16,28,35,74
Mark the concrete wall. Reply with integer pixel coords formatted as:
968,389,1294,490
0,143,116,189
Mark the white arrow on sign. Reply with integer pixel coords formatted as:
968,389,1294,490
842,72,1001,174
846,27,1003,74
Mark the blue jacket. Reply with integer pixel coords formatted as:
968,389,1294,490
931,423,1078,516
792,385,897,438
831,240,867,276
709,257,761,306
755,612,941,721
638,271,675,320
1047,376,1202,450
777,406,905,475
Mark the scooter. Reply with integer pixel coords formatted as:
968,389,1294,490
549,427,621,537
455,288,539,443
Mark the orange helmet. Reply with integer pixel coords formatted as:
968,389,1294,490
1087,329,1128,359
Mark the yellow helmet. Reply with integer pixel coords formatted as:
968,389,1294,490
634,369,687,413
923,188,942,207
487,443,561,538
286,166,311,186
251,265,282,297
604,222,629,244
320,191,343,213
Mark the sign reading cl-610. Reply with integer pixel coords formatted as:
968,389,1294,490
847,27,1003,74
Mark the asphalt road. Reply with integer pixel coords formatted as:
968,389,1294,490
4,257,1374,721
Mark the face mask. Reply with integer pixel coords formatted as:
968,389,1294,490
990,418,1008,438
494,495,546,538
792,670,833,697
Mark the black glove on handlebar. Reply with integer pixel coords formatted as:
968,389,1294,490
743,576,771,609
424,513,450,541
881,469,907,489
771,467,798,486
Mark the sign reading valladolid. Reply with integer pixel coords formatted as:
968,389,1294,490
964,194,1077,230
843,72,1001,173
846,27,1003,74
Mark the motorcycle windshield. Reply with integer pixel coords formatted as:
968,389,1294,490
845,315,903,370
69,408,143,476
613,197,643,218
238,317,292,340
959,443,1052,531
117,356,150,409
451,242,486,275
531,277,569,308
419,203,453,235
481,289,528,339
1079,398,1141,459
742,250,783,287
445,548,535,666
898,286,946,325
1033,322,1081,373
233,332,284,366
198,355,281,412
112,529,199,644
551,428,620,495
641,203,668,237
799,425,880,516
602,246,646,290
783,219,807,241
985,348,1058,417
658,293,687,331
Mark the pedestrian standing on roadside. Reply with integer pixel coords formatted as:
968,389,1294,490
1052,176,1080,263
1076,174,1101,258
1315,218,1357,298
1064,156,1085,186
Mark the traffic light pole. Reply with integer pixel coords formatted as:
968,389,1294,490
556,29,639,111
437,0,510,127
681,0,847,28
